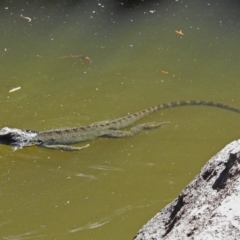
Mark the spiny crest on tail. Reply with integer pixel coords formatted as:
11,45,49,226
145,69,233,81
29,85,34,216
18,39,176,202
152,100,240,114
157,101,190,110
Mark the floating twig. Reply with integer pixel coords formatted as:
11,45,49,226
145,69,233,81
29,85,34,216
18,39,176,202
161,70,169,74
175,30,184,36
9,87,21,93
20,14,32,22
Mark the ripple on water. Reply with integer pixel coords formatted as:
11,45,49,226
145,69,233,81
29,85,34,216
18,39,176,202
89,165,124,171
75,173,97,180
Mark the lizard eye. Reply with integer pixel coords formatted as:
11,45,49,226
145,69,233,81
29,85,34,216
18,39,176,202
36,140,43,145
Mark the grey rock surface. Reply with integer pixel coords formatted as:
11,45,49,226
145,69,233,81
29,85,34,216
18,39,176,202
134,140,240,240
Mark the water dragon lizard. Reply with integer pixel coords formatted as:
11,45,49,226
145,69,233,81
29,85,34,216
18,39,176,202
0,100,240,151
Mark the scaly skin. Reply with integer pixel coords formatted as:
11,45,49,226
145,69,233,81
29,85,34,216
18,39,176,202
0,100,240,151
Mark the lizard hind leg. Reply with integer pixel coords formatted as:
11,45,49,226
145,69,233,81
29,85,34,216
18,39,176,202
102,122,169,138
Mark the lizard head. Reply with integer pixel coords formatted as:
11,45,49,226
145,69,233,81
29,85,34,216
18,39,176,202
0,127,38,150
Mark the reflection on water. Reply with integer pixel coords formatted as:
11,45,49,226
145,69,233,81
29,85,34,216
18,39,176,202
89,165,124,171
69,204,144,233
1,0,240,239
0,220,11,228
3,204,149,240
0,94,25,103
74,173,97,180
3,231,38,240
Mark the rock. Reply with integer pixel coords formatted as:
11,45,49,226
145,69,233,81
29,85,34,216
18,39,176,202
133,140,240,240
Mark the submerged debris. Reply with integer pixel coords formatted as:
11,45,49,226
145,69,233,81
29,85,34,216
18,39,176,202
59,54,92,65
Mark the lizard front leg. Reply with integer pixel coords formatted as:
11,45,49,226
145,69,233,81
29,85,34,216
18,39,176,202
42,144,90,151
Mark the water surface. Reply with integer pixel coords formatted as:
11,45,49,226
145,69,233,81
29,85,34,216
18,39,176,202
1,0,240,239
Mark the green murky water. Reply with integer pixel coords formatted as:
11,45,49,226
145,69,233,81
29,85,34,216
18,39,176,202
1,0,240,239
